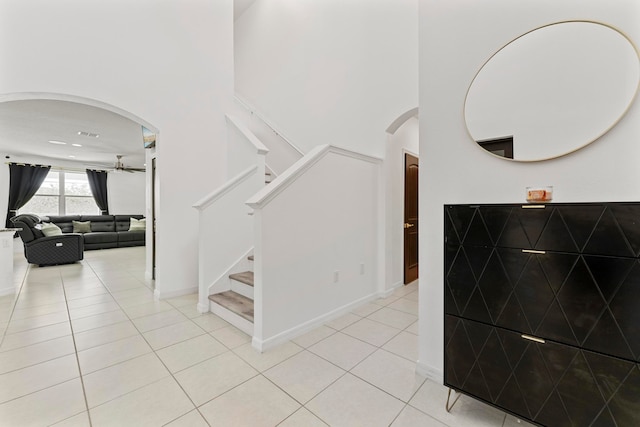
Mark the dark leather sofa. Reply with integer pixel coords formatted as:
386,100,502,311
11,214,145,266
45,214,145,250
10,214,84,266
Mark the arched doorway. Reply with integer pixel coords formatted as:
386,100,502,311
385,107,419,288
0,92,159,284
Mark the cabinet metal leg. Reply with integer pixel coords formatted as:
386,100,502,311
445,388,461,413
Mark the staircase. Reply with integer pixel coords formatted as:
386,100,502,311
204,165,270,336
207,253,255,335
195,108,302,344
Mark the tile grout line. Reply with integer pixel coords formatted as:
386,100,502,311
237,302,423,425
54,255,151,421
81,256,215,426
59,264,96,427
19,255,437,425
294,300,424,424
8,255,421,427
0,261,30,350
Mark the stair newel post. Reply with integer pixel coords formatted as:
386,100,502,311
194,199,210,313
250,206,264,351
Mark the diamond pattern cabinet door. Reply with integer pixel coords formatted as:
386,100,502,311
610,204,640,257
495,206,560,249
444,203,640,427
445,247,477,316
561,256,638,361
444,315,475,390
535,208,579,253
476,249,512,323
554,350,608,426
608,260,640,362
479,206,512,245
445,205,476,246
584,207,637,257
582,351,638,426
607,364,640,426
557,204,605,251
444,316,536,424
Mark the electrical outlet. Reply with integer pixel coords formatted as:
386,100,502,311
360,263,365,275
333,271,339,283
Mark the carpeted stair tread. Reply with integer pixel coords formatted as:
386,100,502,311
209,291,254,322
229,271,254,286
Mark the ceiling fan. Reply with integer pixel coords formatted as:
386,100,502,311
112,155,145,173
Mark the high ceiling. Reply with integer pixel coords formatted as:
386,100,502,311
0,99,147,170
0,0,257,171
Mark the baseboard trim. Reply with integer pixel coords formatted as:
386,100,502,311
252,292,379,352
154,286,198,300
416,360,443,383
381,281,403,298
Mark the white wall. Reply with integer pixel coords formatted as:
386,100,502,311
0,0,234,297
107,172,146,214
418,0,640,380
385,116,419,290
250,147,383,349
234,0,418,158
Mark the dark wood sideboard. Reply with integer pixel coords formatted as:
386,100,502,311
444,203,640,427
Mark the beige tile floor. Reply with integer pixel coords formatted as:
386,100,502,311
0,244,535,427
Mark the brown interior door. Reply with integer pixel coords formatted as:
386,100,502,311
404,153,419,284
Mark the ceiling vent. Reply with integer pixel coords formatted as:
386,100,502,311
77,131,100,138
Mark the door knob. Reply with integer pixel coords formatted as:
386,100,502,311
404,223,415,229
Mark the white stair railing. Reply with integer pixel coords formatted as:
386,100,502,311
246,145,385,351
194,116,268,313
233,94,304,175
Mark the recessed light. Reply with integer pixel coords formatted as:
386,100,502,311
71,144,82,147
68,155,76,158
48,140,66,145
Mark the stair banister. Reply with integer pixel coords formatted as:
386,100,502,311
246,145,382,208
193,165,258,211
226,114,269,155
246,144,385,351
234,94,304,155
193,165,261,313
194,113,269,318
233,95,304,175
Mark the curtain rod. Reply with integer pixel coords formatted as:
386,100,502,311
4,162,108,173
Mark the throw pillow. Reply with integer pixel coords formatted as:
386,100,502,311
73,220,91,233
40,222,63,237
129,218,146,231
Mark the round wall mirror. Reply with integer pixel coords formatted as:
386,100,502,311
464,21,640,161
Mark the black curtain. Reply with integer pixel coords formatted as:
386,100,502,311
5,163,51,227
86,169,109,215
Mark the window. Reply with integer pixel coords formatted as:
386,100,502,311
20,171,100,216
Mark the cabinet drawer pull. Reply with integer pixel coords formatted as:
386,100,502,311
522,205,546,209
521,334,545,344
522,249,546,254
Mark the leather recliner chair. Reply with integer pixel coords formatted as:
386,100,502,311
10,214,84,266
